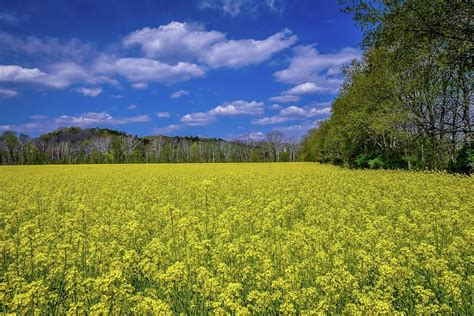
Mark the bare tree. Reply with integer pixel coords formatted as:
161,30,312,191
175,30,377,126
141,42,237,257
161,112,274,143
124,136,139,161
150,136,165,162
91,137,111,155
287,135,300,162
220,141,232,162
180,139,190,162
266,131,285,162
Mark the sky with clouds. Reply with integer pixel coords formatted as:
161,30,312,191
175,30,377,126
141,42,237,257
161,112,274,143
0,0,361,140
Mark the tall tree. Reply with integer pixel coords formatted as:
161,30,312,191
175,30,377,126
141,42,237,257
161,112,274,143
266,131,285,162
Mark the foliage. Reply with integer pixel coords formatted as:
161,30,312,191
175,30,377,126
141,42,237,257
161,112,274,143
302,0,473,173
448,144,474,175
1,163,472,313
0,128,300,165
367,157,384,169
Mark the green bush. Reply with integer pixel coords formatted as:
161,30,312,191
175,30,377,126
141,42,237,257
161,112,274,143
448,145,473,175
354,154,370,168
368,157,385,169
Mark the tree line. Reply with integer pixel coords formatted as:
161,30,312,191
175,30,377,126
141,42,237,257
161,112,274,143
301,0,473,174
0,128,301,165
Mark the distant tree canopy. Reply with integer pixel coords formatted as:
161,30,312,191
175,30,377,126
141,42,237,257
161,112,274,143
0,127,302,165
302,0,473,174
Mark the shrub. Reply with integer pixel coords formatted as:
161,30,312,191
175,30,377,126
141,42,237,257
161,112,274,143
368,157,385,169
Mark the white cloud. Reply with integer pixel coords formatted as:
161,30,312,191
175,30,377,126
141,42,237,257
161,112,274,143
200,0,283,16
232,131,266,141
252,104,331,125
275,45,360,84
1,112,152,133
96,57,205,84
0,88,17,97
127,104,137,110
0,65,45,81
156,111,171,118
208,100,263,116
55,112,151,126
276,119,322,136
279,105,307,116
0,33,96,63
284,82,328,95
268,94,300,103
181,100,264,126
76,87,102,97
269,104,282,110
0,35,117,90
252,116,288,125
153,124,181,134
0,123,34,132
200,29,297,68
123,22,225,62
131,82,148,89
170,89,190,98
0,22,297,94
274,45,360,94
0,63,115,89
181,112,216,126
123,22,296,69
0,64,67,88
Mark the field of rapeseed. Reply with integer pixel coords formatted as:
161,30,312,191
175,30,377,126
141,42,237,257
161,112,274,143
0,163,472,314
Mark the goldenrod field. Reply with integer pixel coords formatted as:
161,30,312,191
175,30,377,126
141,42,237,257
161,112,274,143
0,163,472,314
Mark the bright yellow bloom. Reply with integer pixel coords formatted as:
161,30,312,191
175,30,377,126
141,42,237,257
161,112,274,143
0,163,472,313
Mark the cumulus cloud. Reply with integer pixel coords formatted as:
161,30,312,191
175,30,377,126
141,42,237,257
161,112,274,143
156,111,171,118
153,124,181,134
252,104,331,125
274,45,360,95
76,87,102,97
170,89,190,98
0,65,45,82
123,22,296,69
55,112,151,126
96,57,205,84
268,94,300,103
231,131,267,141
123,22,225,62
1,112,152,134
0,22,297,94
208,100,263,116
0,64,67,88
0,88,17,97
275,45,360,84
127,104,137,110
181,100,264,126
131,82,148,89
0,63,115,89
284,82,328,95
49,62,117,88
200,29,296,68
276,119,321,136
200,0,283,16
181,112,216,126
0,33,96,63
252,116,288,125
0,122,41,132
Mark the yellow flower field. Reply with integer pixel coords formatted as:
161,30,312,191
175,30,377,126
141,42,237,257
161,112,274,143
1,163,473,314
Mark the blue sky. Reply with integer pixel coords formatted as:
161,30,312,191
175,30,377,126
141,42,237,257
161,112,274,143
0,0,361,140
